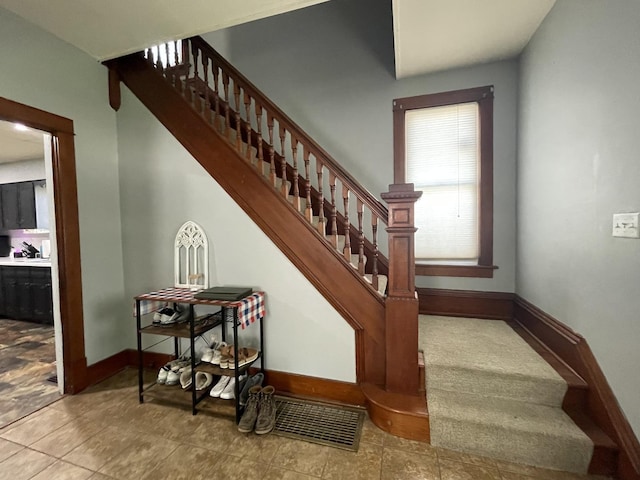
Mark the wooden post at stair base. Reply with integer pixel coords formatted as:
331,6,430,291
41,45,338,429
381,183,422,395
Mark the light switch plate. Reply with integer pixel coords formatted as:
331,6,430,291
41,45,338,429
612,212,640,238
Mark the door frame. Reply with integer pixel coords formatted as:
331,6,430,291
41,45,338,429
0,97,87,393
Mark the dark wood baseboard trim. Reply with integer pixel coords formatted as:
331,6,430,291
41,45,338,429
86,349,174,386
514,296,640,480
86,351,129,386
361,382,429,442
418,288,514,320
264,370,365,407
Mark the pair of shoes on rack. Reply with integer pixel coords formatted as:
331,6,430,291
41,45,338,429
152,304,188,325
157,358,190,385
237,385,276,435
201,341,227,365
210,374,247,399
219,346,259,369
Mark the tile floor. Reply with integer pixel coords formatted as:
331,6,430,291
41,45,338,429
0,368,615,480
0,319,59,429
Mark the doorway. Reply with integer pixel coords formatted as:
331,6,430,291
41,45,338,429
0,97,87,398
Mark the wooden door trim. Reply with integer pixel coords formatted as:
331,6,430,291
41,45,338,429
0,97,87,393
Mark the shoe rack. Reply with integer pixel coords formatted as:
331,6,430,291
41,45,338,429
134,288,265,422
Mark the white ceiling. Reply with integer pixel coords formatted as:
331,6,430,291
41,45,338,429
0,0,330,61
392,0,556,78
0,0,556,78
0,120,44,164
0,1,556,164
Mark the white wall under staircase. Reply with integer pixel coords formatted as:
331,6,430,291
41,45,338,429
116,88,356,383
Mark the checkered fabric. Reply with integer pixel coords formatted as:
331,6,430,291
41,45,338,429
134,287,266,329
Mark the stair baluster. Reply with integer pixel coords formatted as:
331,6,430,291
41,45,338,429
279,127,288,197
342,184,351,262
267,113,277,188
304,148,313,223
329,172,338,249
372,214,379,291
222,72,231,140
316,161,326,235
255,103,264,165
291,136,300,212
357,200,365,275
244,92,252,162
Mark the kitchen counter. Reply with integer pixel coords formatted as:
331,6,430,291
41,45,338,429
0,257,51,268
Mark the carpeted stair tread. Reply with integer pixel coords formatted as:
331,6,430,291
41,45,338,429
429,388,593,473
421,315,595,474
420,315,567,405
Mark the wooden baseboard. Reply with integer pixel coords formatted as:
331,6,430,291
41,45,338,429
86,350,129,386
263,369,365,406
417,287,514,320
514,296,640,480
86,349,174,386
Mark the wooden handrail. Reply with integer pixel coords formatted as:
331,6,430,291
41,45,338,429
188,36,389,223
144,37,392,295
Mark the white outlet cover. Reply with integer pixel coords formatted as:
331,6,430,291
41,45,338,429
612,212,640,238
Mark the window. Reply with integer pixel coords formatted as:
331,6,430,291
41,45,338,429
393,86,495,278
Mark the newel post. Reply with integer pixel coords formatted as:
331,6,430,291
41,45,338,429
381,183,422,395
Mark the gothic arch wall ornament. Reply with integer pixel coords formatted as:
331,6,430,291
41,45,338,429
174,220,209,290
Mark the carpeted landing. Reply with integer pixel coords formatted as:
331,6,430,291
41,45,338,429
420,315,593,474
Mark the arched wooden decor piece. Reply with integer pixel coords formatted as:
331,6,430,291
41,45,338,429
174,220,209,290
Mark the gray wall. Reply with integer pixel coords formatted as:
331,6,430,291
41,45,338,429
0,8,128,364
203,0,519,293
116,89,356,381
518,0,640,436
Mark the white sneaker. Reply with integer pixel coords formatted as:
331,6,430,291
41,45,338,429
201,348,214,363
210,375,230,397
220,377,236,400
180,366,193,389
195,372,213,391
157,365,170,384
220,375,246,400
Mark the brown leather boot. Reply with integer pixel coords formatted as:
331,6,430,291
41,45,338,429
254,386,276,435
237,385,262,433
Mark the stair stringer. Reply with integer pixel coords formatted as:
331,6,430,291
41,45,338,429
106,53,386,386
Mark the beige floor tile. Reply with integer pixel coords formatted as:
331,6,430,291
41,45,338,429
439,458,501,480
271,437,331,477
97,432,181,480
322,442,383,480
437,447,497,467
264,467,322,479
226,430,282,463
0,447,55,480
140,444,221,480
62,425,138,471
30,460,94,480
360,417,387,446
495,461,590,480
200,453,267,477
0,438,24,463
87,474,113,480
383,433,438,456
0,406,75,445
30,416,104,458
381,447,440,480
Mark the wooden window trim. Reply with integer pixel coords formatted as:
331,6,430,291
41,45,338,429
393,86,494,278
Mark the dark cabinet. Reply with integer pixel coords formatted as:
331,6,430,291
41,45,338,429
0,181,39,230
0,266,53,324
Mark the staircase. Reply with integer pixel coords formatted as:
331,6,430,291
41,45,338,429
104,37,427,437
421,315,620,476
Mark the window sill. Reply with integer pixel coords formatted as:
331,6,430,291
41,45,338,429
415,263,497,278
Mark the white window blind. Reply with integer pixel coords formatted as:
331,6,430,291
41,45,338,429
405,102,480,261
